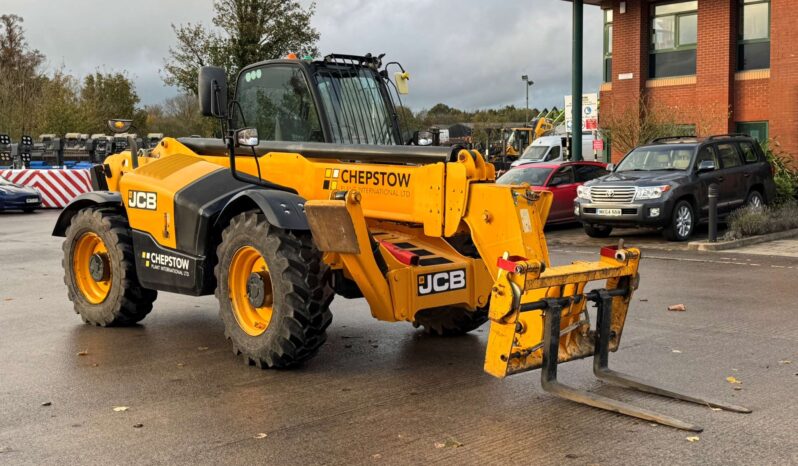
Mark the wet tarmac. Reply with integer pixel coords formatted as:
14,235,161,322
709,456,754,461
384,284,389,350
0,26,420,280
1,210,796,465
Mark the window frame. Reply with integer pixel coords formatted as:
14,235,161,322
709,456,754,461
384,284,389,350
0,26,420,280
650,1,699,54
738,0,771,71
603,9,613,83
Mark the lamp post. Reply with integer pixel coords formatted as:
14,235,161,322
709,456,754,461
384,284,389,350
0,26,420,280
521,75,534,124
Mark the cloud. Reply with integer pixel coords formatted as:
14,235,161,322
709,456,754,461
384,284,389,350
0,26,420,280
5,0,603,110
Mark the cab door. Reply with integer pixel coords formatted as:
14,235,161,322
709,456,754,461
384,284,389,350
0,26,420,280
545,165,577,222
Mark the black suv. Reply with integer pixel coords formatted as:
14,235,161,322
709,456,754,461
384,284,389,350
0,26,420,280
574,134,776,241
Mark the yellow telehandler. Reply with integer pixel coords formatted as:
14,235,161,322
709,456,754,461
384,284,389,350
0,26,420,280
53,54,748,431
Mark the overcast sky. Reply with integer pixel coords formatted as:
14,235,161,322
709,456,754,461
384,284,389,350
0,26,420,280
4,0,603,111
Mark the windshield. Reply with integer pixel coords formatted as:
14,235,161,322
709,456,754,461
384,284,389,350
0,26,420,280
237,65,324,142
315,67,397,145
616,146,694,172
496,167,553,186
520,145,550,161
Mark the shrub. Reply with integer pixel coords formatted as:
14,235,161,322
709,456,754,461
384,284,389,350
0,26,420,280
761,139,798,204
723,202,798,240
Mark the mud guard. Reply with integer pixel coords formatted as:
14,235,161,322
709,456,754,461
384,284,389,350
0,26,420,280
52,191,122,237
214,189,310,232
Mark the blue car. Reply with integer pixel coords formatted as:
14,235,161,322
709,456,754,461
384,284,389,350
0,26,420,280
0,175,42,212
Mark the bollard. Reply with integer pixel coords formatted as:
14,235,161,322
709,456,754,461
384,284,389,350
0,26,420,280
708,183,719,242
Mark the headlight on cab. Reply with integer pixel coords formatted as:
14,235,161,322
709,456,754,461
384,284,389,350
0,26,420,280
635,185,672,200
577,185,591,201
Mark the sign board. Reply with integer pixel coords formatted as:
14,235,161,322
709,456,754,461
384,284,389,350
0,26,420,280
593,139,604,151
564,93,599,132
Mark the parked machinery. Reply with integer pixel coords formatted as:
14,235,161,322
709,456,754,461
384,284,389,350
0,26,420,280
0,134,11,167
90,134,113,163
18,135,33,168
146,133,164,150
63,133,93,165
35,134,64,167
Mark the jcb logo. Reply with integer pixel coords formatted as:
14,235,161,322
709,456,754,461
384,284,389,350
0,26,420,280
127,191,157,210
417,269,466,296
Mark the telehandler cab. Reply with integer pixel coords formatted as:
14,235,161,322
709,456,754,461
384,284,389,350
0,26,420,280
54,54,749,431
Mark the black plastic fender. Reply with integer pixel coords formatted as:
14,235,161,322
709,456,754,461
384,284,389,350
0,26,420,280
214,189,310,232
52,191,122,237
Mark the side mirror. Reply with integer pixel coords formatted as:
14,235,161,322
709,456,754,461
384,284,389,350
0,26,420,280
606,163,615,172
697,160,716,172
413,130,433,146
198,66,228,118
235,128,259,147
548,176,565,187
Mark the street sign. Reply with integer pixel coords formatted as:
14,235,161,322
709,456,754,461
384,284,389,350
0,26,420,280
593,139,604,150
565,93,599,132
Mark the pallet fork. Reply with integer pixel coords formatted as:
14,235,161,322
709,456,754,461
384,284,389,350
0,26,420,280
538,290,750,432
484,244,751,432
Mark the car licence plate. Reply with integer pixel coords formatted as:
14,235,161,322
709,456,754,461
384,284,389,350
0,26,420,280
26,198,38,204
597,208,622,216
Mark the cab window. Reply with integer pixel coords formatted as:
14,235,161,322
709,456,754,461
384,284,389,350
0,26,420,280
546,146,561,161
236,66,323,142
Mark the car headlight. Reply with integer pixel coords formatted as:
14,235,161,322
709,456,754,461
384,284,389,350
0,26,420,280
635,185,671,200
577,185,591,201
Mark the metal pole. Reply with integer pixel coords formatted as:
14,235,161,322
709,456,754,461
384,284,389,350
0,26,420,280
526,84,529,124
572,0,584,161
708,184,719,242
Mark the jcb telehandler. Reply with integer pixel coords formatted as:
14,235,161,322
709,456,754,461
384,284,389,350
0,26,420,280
54,54,748,431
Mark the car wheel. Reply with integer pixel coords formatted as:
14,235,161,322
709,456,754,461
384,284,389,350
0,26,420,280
745,190,765,209
583,223,613,238
663,200,695,242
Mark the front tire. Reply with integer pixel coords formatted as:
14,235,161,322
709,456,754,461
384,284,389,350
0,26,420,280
62,207,157,326
663,200,695,241
215,212,333,368
583,223,613,238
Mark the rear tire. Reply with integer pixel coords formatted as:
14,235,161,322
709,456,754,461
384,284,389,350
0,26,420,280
413,306,488,336
62,207,157,326
745,190,765,209
215,212,333,368
663,200,695,241
583,223,613,238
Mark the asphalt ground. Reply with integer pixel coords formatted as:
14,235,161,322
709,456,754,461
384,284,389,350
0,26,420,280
1,210,796,465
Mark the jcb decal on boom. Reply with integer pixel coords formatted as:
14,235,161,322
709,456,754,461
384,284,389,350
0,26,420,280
127,191,157,210
417,269,466,296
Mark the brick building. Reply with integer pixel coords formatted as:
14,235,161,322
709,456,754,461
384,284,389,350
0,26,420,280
588,0,797,162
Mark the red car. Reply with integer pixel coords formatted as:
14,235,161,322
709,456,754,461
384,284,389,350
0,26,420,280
496,161,609,224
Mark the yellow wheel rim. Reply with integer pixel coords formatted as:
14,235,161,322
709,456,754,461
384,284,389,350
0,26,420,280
73,232,111,304
229,246,273,336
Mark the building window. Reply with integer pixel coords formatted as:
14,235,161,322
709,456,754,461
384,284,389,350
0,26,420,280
650,1,698,78
603,9,613,82
738,0,770,70
736,121,769,143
